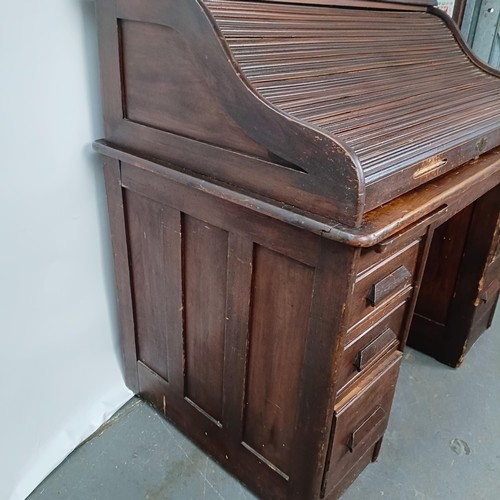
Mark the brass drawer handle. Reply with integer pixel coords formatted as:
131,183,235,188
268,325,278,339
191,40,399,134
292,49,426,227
368,266,412,306
347,406,386,452
354,328,398,372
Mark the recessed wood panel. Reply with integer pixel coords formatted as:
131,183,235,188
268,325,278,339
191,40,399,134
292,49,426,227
119,20,264,157
243,246,314,476
183,215,228,423
125,191,169,381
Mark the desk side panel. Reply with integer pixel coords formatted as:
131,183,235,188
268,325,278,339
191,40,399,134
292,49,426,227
111,158,357,499
95,0,364,225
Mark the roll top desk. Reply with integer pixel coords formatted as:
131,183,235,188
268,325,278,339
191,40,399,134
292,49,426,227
93,0,500,497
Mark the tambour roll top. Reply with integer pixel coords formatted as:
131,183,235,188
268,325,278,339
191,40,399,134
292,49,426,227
96,0,500,226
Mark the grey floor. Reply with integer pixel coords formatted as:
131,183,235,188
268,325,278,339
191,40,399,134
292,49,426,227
29,313,500,500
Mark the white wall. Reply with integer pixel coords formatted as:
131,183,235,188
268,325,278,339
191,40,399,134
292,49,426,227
0,2,132,499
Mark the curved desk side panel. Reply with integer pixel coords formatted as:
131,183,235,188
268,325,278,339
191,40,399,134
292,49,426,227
95,0,365,226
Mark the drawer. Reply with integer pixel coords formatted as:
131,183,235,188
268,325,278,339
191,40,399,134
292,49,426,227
359,232,425,275
338,300,408,395
324,351,402,492
357,206,443,273
349,240,421,326
324,440,379,500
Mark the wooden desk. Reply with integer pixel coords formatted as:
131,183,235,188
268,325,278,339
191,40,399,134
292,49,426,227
94,0,500,497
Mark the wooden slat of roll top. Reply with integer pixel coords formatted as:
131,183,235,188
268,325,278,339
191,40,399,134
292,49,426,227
287,80,489,121
232,44,464,64
230,38,454,52
314,74,497,121
256,63,479,93
281,80,490,120
232,53,460,80
205,0,500,187
217,23,444,33
258,67,480,102
239,53,459,77
208,2,429,17
332,91,499,144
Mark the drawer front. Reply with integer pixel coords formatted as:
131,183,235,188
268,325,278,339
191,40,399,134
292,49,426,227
338,300,408,395
324,352,402,493
349,240,421,326
358,231,425,274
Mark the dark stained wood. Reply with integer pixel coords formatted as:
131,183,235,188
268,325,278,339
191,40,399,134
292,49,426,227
102,157,139,392
243,246,315,477
102,155,360,499
94,1,500,498
119,160,322,266
286,239,358,499
413,206,474,324
94,139,500,248
337,297,408,399
221,234,254,439
344,288,413,346
248,0,432,9
95,0,500,226
360,150,500,244
367,266,412,307
430,6,500,78
206,0,500,211
120,19,267,157
409,185,500,366
325,442,378,499
439,186,500,363
397,220,440,351
323,352,402,496
125,191,170,381
183,215,229,423
98,0,364,226
95,0,122,138
159,206,185,395
373,206,447,254
349,239,420,325
354,328,398,373
137,360,289,500
348,406,386,451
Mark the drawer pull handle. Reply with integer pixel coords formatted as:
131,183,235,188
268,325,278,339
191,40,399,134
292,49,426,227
347,406,386,452
368,266,412,306
354,328,398,372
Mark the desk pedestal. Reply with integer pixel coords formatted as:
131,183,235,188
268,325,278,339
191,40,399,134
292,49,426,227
409,185,500,367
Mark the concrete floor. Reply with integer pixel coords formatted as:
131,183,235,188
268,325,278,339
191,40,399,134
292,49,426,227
29,313,500,500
